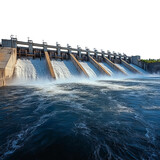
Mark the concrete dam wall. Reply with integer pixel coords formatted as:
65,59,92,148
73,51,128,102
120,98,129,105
0,48,17,86
0,38,150,86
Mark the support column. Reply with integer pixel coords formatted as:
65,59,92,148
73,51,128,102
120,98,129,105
67,44,71,54
123,53,127,61
28,40,33,54
86,48,90,61
70,54,89,77
11,37,17,48
121,59,141,74
43,42,47,52
44,52,56,79
113,51,117,60
94,48,98,60
107,50,111,60
102,50,105,59
88,56,111,76
56,42,61,57
77,45,81,59
118,53,122,60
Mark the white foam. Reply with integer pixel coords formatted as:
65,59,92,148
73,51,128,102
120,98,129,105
130,64,148,74
9,58,159,87
14,59,37,80
115,64,133,75
99,62,117,76
142,106,160,110
79,61,100,77
11,58,51,85
51,60,79,79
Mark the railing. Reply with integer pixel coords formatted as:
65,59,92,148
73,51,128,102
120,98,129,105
1,38,130,60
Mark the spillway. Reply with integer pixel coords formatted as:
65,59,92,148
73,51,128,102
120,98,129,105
13,58,148,83
14,58,50,80
51,60,79,79
130,64,148,74
99,62,117,76
79,61,100,77
115,64,134,75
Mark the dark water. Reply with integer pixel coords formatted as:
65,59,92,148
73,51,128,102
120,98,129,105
0,77,160,160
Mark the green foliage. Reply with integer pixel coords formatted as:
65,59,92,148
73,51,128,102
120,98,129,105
141,59,160,63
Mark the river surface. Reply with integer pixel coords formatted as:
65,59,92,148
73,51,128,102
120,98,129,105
0,76,160,160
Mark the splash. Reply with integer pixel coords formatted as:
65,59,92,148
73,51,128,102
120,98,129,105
9,58,158,87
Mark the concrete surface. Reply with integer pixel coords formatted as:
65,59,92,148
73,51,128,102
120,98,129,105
89,56,111,76
0,48,17,87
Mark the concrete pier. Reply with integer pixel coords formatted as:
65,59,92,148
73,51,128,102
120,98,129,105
0,48,17,87
103,57,127,75
70,53,89,77
89,56,111,76
44,52,56,79
121,59,141,74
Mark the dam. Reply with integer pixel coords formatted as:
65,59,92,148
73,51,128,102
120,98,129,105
0,37,146,86
1,38,160,160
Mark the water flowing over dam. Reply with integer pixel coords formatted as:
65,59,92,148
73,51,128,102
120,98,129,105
14,59,50,80
0,38,160,160
51,60,79,79
79,61,101,77
0,37,150,85
12,58,146,83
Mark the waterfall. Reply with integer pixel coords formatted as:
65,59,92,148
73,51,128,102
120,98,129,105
51,60,79,79
14,58,50,80
79,61,100,77
99,62,117,76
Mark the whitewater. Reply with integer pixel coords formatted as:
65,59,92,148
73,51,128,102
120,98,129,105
0,58,160,160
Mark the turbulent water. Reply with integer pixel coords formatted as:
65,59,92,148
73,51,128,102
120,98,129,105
0,59,160,160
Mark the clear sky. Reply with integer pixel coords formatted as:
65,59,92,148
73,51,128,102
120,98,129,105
0,0,160,59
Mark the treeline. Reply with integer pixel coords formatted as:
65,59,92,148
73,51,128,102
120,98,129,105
141,59,160,63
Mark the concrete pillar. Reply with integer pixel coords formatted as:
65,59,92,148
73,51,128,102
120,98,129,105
88,56,111,76
77,45,81,59
43,42,47,52
11,38,17,48
107,50,111,60
44,52,56,79
70,54,89,77
67,44,71,55
118,53,122,59
28,40,33,54
113,51,117,60
94,48,98,59
121,59,141,74
56,42,61,56
101,50,105,58
86,48,90,60
123,53,127,61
